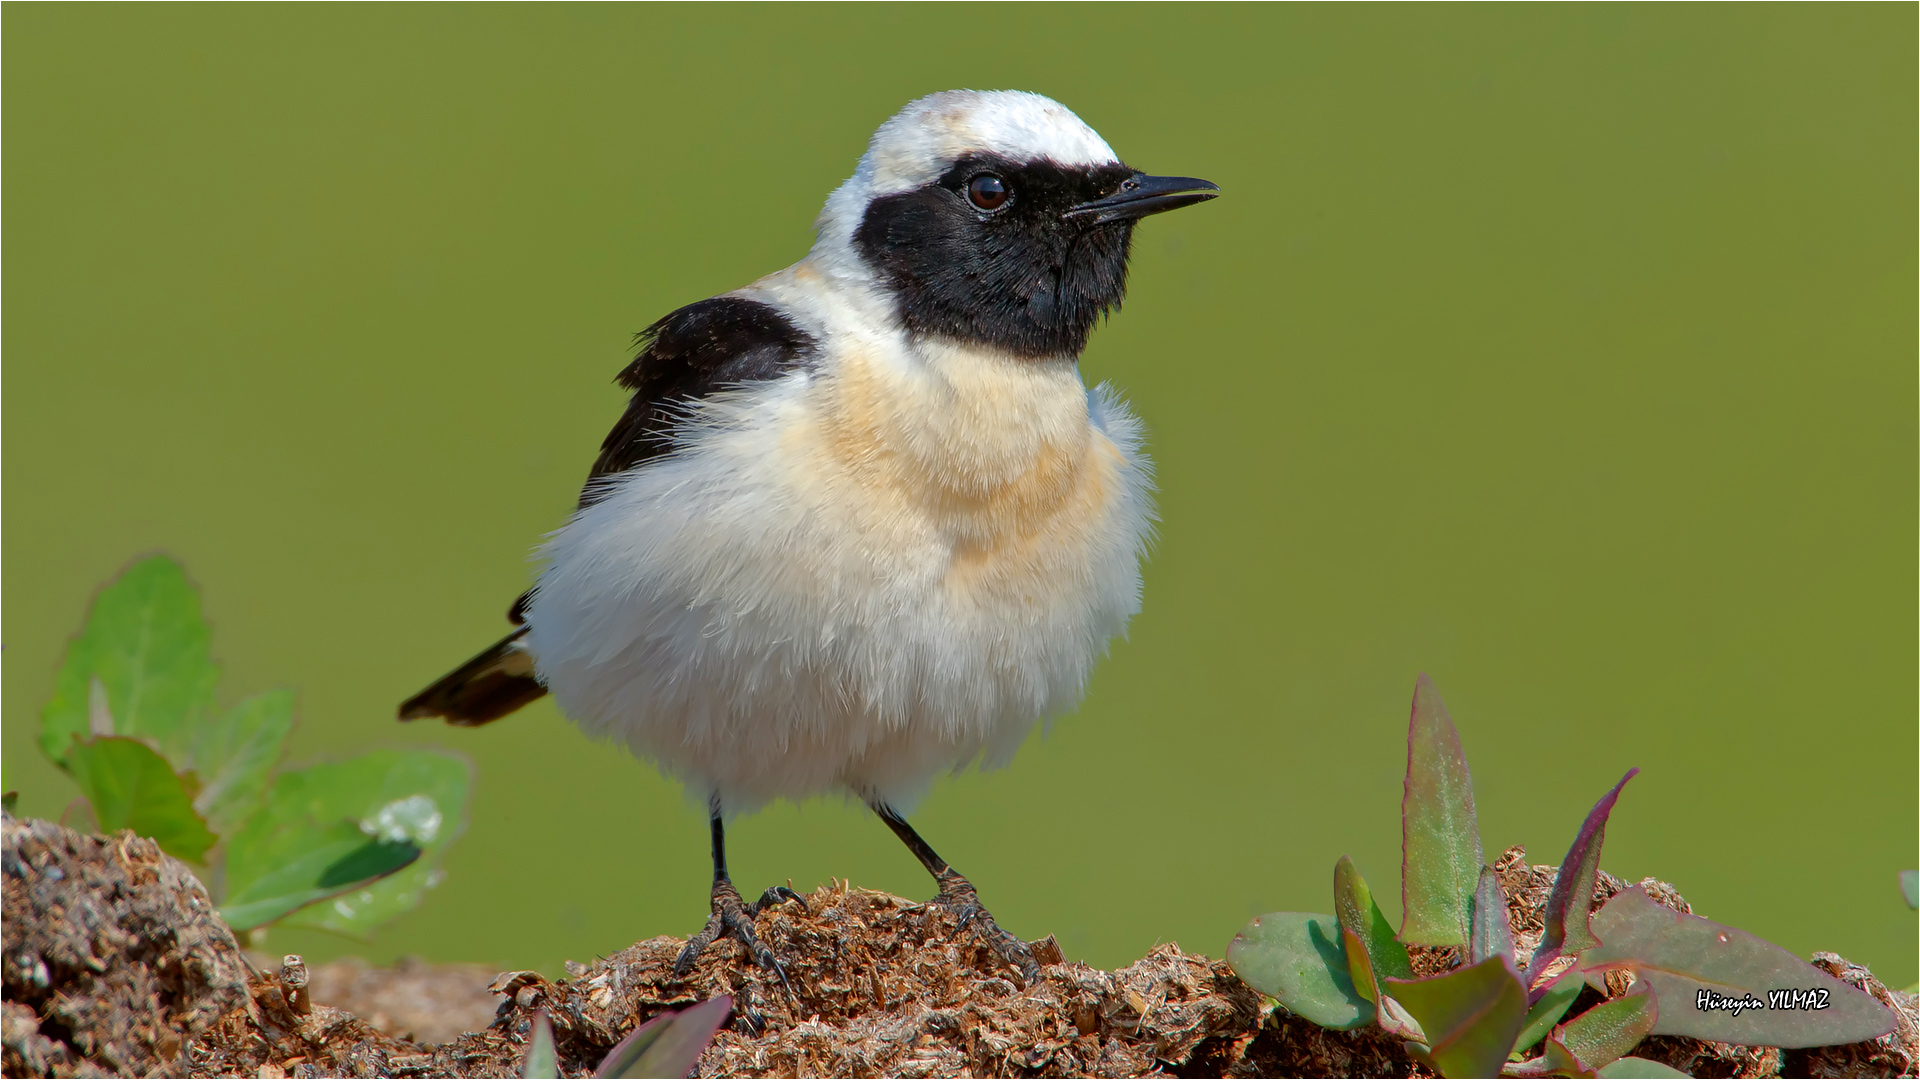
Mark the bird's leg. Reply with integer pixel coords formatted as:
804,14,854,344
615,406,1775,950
673,804,804,991
872,803,1041,984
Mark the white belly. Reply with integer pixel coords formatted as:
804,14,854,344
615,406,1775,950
523,342,1154,814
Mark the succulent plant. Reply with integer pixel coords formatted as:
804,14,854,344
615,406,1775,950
1228,674,1898,1079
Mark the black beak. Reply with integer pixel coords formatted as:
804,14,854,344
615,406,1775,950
1064,173,1220,225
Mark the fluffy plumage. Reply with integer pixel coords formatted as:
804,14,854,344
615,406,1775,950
408,90,1191,818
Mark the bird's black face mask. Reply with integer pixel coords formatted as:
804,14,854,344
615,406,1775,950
854,153,1214,359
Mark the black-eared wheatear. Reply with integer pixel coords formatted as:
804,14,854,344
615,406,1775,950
402,89,1217,986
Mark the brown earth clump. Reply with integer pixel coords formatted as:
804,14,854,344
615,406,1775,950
4,812,1915,1078
2,814,252,1077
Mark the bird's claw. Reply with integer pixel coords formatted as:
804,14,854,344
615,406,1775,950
673,878,795,993
749,885,807,916
925,869,1042,986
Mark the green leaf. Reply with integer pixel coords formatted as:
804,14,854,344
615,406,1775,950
219,812,419,929
1228,912,1374,1030
1513,976,1584,1057
1401,674,1483,947
271,749,470,937
1335,856,1415,988
1594,1057,1692,1077
1900,870,1917,911
1471,865,1515,964
42,556,219,767
1581,886,1897,1048
64,736,216,862
1385,954,1528,1079
523,1009,557,1079
189,691,294,836
595,996,732,1078
1549,982,1657,1073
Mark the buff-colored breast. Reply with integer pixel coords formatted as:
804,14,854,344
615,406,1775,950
800,339,1128,614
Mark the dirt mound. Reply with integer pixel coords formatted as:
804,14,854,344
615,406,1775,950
2,814,252,1077
5,813,1914,1078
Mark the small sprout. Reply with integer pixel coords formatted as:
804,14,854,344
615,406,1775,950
1226,673,1900,1074
38,554,472,939
595,996,732,1078
1901,870,1917,911
522,1009,557,1079
1401,674,1483,948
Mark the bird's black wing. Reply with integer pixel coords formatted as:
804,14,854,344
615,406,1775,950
402,296,817,725
577,296,819,511
502,296,819,624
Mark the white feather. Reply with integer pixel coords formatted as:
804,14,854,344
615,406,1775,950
522,93,1155,816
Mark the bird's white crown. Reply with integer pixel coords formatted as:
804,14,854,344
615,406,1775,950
860,90,1119,196
809,91,1120,276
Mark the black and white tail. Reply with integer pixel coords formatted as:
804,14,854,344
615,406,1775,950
398,627,547,726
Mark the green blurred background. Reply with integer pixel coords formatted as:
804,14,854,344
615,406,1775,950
5,6,1915,987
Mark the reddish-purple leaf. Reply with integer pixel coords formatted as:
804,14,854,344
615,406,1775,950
1581,887,1897,1048
1524,768,1636,997
1385,954,1528,1079
1470,865,1515,965
1401,674,1483,948
596,995,731,1078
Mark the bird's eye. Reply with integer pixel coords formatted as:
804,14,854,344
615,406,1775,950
967,174,1010,212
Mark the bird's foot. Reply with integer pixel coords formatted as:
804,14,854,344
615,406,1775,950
673,879,807,988
923,868,1041,985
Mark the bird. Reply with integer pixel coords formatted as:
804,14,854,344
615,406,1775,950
400,89,1217,989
